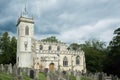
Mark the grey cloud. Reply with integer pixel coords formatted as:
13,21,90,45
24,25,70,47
0,0,120,44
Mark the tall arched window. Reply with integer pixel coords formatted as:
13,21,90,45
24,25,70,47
25,26,29,35
76,56,80,65
39,45,43,50
57,46,60,51
48,46,52,51
63,56,68,66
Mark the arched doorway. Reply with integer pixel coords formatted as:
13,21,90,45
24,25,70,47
49,63,54,70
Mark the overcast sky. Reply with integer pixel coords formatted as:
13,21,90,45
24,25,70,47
0,0,120,44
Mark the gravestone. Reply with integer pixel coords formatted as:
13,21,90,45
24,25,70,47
105,77,112,80
27,68,30,77
68,70,71,75
94,73,98,80
76,72,81,80
34,70,39,80
8,63,12,74
4,64,8,73
0,64,1,72
98,73,103,80
62,71,66,75
46,73,50,80
62,71,66,79
18,68,21,75
1,64,4,72
44,68,48,77
73,70,77,76
17,75,23,80
30,70,34,79
12,64,18,80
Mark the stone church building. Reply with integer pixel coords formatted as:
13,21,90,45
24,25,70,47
16,9,86,73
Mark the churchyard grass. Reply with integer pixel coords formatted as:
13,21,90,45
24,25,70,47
0,72,12,80
0,72,33,80
38,72,46,80
81,76,92,80
69,75,76,80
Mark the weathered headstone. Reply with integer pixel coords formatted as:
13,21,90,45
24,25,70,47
76,72,81,80
46,73,50,80
34,70,39,80
12,64,18,80
44,68,48,77
17,68,21,75
8,63,12,74
4,64,8,73
30,69,34,79
0,64,4,72
73,70,77,76
27,68,30,77
68,70,71,75
17,75,23,80
1,64,4,72
98,72,103,80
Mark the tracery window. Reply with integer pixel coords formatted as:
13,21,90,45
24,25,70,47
25,26,29,35
48,46,52,51
57,46,60,51
39,45,43,50
63,56,68,66
76,56,80,65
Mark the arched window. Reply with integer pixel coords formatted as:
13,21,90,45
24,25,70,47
48,46,52,51
63,56,68,66
57,46,60,51
39,45,43,50
25,26,29,35
76,56,80,65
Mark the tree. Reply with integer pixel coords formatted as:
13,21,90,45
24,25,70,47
68,39,107,72
0,32,10,64
0,32,17,65
9,36,17,64
104,27,120,77
81,40,107,72
68,43,80,51
41,36,59,42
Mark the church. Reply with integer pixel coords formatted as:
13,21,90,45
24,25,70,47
16,8,86,73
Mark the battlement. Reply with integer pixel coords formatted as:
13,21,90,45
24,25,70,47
36,50,84,55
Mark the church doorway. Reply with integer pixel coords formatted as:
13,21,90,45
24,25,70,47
49,63,54,70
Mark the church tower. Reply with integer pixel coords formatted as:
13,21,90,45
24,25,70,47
16,7,34,68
